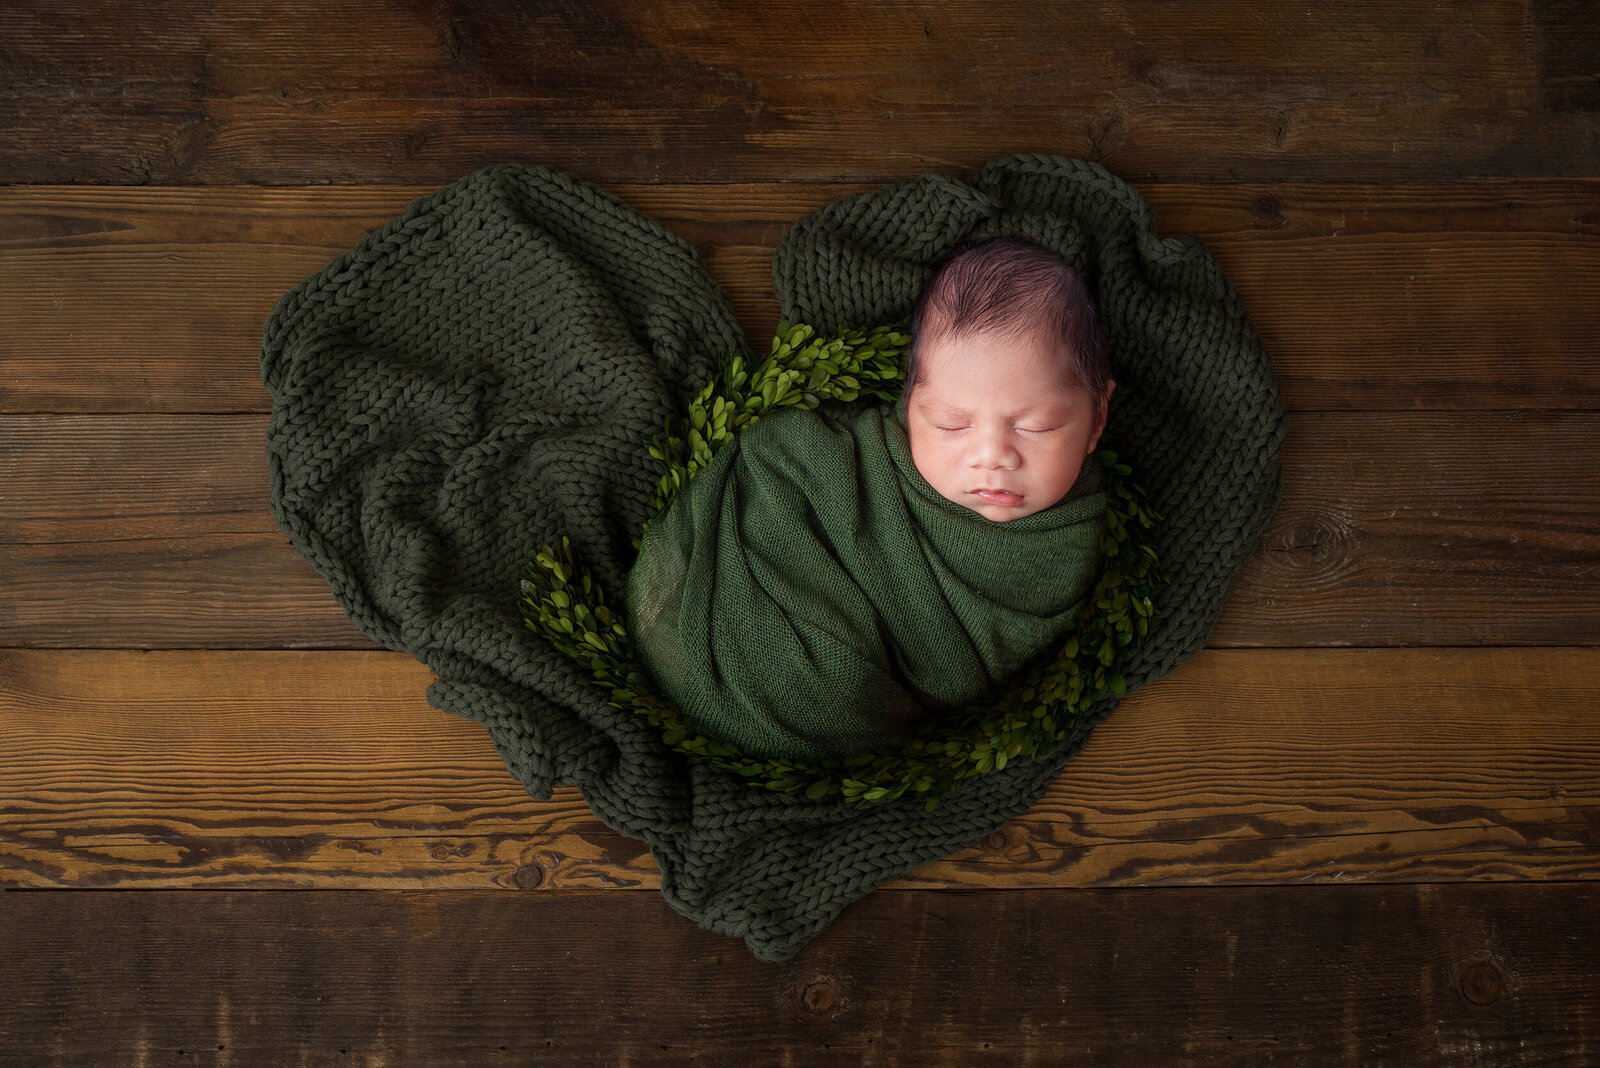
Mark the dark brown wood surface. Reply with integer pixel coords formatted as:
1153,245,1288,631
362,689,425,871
2,1,1596,184
2,1,1597,1063
4,884,1597,1065
3,181,1598,413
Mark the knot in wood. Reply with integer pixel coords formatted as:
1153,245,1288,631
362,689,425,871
801,977,840,1015
1459,958,1504,1005
513,863,545,890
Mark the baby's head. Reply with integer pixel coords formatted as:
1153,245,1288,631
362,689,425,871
900,234,1116,522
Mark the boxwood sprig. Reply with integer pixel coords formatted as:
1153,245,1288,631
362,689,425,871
638,320,910,545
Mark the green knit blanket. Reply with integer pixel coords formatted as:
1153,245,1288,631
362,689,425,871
260,154,1284,962
625,403,1108,765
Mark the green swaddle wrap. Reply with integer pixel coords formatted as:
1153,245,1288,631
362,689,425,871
624,404,1107,764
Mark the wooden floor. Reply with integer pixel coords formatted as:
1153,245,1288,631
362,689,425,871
3,2,1597,1063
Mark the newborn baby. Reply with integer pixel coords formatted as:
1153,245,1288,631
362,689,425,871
901,235,1116,521
624,234,1117,764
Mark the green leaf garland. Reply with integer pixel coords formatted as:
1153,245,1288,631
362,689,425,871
522,321,1166,809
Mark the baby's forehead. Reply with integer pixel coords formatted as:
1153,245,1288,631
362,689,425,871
922,320,1067,356
916,327,1081,384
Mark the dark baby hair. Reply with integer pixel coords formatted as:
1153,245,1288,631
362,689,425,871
903,234,1112,405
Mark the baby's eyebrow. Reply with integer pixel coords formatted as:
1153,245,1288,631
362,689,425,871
915,400,971,418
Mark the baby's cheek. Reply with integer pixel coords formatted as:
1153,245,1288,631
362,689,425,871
909,439,960,499
906,434,937,480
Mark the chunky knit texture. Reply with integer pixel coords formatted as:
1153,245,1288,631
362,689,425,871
624,403,1108,765
260,154,1283,962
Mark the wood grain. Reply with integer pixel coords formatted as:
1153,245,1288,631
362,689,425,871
3,180,1597,414
4,411,1596,648
1223,409,1600,645
4,647,1595,892
2,0,1596,185
3,884,1596,1064
0,412,367,647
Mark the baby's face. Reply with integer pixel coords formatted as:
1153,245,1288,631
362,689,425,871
904,328,1112,522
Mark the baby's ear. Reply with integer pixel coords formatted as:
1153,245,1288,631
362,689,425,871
1089,380,1116,450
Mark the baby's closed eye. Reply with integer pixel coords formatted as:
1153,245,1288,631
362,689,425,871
934,423,1061,433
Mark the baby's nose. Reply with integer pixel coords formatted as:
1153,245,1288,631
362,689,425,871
970,429,1021,469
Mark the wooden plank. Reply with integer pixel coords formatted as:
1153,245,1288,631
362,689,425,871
1531,0,1600,112
0,414,368,647
2,1,1596,185
2,884,1596,1063
4,411,1597,647
1221,409,1600,645
3,180,1598,414
3,647,1596,892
